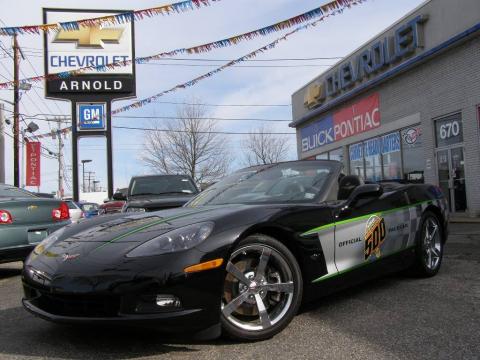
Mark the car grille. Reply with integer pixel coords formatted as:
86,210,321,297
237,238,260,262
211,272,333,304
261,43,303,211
25,285,121,318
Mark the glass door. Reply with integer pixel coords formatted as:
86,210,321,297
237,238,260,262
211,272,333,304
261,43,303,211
450,147,467,212
437,149,451,209
436,147,467,213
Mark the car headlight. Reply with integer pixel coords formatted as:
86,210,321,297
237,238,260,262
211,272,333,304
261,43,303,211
32,227,66,255
126,207,146,213
126,221,214,258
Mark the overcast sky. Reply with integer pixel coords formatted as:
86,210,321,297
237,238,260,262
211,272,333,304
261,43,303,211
0,0,425,194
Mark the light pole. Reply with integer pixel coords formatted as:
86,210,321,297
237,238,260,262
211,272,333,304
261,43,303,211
93,180,100,192
81,159,92,192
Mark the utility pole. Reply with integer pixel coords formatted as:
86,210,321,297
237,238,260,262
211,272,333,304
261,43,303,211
13,34,20,187
85,171,95,193
57,122,64,198
0,103,5,183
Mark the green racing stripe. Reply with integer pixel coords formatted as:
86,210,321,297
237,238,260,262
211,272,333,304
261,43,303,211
93,207,214,251
301,200,432,237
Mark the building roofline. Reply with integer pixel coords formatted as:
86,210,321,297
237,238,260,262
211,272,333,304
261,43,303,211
291,0,432,97
290,21,480,128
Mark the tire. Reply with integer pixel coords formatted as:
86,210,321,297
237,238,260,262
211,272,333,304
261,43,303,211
220,234,303,341
411,211,444,277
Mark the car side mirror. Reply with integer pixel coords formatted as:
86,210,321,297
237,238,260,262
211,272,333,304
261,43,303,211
347,184,383,206
112,192,126,201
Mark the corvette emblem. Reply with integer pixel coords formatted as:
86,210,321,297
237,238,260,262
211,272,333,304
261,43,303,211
62,253,80,262
27,205,38,211
364,215,386,260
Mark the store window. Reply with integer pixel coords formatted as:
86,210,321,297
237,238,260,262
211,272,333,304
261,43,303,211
329,148,344,162
349,142,364,178
382,132,402,180
316,148,344,162
364,138,382,181
401,126,424,183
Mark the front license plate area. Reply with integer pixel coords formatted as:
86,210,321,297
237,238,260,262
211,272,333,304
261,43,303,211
28,230,48,244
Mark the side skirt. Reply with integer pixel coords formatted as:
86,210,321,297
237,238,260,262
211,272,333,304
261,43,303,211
303,246,416,302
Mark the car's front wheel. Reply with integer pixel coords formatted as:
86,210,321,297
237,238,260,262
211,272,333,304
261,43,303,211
412,211,444,277
221,234,302,341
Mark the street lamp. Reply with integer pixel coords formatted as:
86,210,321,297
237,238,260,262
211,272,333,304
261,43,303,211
81,159,92,192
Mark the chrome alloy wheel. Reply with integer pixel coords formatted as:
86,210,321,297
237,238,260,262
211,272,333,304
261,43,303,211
222,244,295,332
422,217,442,270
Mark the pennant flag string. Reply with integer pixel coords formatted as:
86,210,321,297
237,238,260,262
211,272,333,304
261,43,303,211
0,0,364,89
22,0,366,139
112,0,366,115
0,0,220,36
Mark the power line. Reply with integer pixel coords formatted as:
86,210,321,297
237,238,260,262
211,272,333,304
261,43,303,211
149,101,291,107
17,49,344,62
112,125,295,135
10,113,292,123
3,130,58,160
4,108,296,120
141,63,335,68
114,115,291,122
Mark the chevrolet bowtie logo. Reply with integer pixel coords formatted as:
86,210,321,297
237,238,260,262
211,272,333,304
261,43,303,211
53,27,124,48
304,82,326,109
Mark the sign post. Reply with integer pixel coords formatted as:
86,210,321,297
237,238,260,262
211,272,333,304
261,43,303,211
43,9,136,201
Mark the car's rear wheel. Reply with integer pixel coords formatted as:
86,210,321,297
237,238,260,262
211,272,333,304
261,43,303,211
412,211,444,277
221,234,302,341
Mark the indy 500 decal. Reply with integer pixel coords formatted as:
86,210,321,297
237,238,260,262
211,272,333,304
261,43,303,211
364,215,386,260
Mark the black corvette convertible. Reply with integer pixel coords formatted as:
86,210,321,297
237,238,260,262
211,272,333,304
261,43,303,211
22,160,448,341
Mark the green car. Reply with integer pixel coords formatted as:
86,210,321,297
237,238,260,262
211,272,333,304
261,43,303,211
0,184,71,264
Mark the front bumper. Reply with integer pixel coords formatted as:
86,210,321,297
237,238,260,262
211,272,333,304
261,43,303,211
21,248,226,335
23,297,203,327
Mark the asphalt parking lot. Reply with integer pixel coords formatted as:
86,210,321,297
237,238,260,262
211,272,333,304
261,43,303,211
0,223,479,360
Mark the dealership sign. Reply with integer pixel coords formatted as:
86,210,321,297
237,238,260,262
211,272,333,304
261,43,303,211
304,15,427,109
44,9,135,97
26,142,41,187
301,93,380,152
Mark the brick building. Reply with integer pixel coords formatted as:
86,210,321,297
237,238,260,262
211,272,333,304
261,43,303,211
290,0,480,216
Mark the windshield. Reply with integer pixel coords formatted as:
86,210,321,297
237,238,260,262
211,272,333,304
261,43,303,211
130,175,198,196
0,185,36,198
187,161,337,206
66,201,79,210
81,203,98,211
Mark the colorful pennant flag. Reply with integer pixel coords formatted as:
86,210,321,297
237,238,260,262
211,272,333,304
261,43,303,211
112,0,366,114
0,0,365,89
0,0,219,36
21,0,366,135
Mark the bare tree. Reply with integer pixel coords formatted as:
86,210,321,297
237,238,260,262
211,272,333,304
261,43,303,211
142,101,230,184
243,125,291,166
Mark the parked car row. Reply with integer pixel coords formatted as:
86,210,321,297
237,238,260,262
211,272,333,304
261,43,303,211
0,174,200,264
0,184,71,264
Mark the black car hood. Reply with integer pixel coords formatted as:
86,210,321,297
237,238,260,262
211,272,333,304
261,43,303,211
126,194,194,210
29,204,281,266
